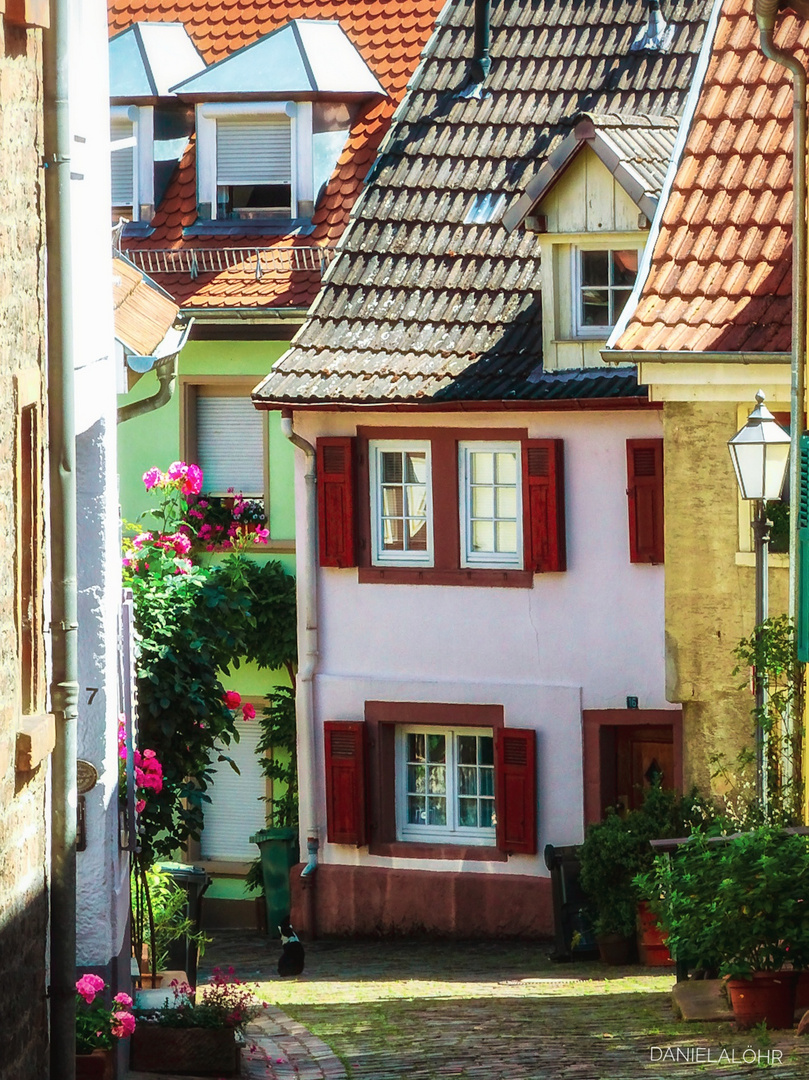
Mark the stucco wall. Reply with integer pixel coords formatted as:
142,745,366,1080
293,407,671,883
662,401,788,794
0,17,49,1079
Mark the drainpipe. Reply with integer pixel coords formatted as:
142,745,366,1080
117,353,179,425
44,0,79,1068
756,0,807,795
470,0,491,84
280,409,319,934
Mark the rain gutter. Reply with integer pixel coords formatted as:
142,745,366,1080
44,0,79,1069
755,0,808,622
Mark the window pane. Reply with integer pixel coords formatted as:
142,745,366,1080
427,734,446,763
428,797,447,826
611,289,633,322
404,452,427,484
407,764,425,794
496,487,517,518
408,796,426,825
471,520,495,552
581,250,608,286
479,737,494,766
496,520,518,553
611,249,638,287
458,798,478,827
480,767,494,797
382,487,404,517
457,735,477,765
408,733,425,762
458,766,477,796
381,452,403,484
495,452,517,485
582,289,610,326
382,517,404,550
471,487,495,518
479,799,495,828
428,765,446,794
470,452,494,485
408,521,428,550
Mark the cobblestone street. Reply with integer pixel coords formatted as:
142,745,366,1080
141,932,809,1080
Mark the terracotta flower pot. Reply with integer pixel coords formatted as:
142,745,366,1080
131,1024,240,1076
726,971,797,1029
637,901,675,967
75,1049,113,1080
796,970,809,1010
596,933,633,965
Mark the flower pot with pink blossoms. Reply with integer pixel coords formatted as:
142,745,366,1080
75,974,136,1078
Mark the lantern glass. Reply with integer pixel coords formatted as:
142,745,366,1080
727,394,791,502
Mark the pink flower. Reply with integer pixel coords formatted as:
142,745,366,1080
223,690,241,710
184,463,203,496
76,974,105,1004
132,532,153,550
253,528,270,545
242,703,256,721
114,992,133,1007
175,558,193,575
135,799,146,813
142,467,162,491
167,461,186,480
111,1010,136,1038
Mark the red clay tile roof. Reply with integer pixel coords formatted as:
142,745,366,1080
109,0,445,310
614,0,807,354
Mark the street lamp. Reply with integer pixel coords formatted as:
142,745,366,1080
728,390,791,807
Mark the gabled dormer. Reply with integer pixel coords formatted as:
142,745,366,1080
109,22,205,226
169,20,386,232
504,112,679,372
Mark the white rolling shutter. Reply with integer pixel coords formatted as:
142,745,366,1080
111,116,134,205
196,396,264,497
216,117,291,185
200,717,266,861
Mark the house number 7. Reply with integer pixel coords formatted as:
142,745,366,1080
86,687,99,704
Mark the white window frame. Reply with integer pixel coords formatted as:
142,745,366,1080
459,441,523,570
196,101,313,221
369,440,434,567
110,104,154,221
396,725,496,844
572,245,640,339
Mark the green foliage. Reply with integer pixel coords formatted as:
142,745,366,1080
137,867,210,972
136,969,263,1033
256,686,298,828
731,614,805,824
579,785,715,938
643,827,809,977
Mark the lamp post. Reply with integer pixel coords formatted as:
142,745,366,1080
728,391,791,808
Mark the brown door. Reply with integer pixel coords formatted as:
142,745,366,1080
612,725,675,814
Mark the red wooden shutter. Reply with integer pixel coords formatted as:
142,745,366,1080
495,728,537,855
627,439,664,564
317,437,356,568
522,439,566,572
324,721,367,845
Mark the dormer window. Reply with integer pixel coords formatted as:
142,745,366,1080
215,115,293,220
109,105,154,223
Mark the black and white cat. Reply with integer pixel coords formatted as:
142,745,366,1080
277,921,305,977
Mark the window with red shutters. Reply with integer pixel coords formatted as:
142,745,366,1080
626,439,664,564
495,727,537,855
324,720,367,845
522,439,566,572
317,437,357,568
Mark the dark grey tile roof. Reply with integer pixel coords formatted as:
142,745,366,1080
585,112,679,196
254,0,712,406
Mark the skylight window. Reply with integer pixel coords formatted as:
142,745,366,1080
464,192,506,225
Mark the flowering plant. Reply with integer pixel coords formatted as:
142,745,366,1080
184,490,269,551
75,975,136,1053
118,716,164,815
135,968,264,1034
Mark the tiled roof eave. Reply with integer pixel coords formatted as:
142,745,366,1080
252,394,652,411
603,349,791,364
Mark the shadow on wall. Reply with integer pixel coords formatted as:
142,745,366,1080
0,881,49,1078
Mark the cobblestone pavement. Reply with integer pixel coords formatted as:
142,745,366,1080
133,932,809,1080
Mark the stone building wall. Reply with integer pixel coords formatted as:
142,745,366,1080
0,14,49,1080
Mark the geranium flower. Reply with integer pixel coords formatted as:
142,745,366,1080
142,467,162,491
242,703,256,721
111,1010,136,1038
223,690,241,710
76,974,105,1004
113,992,133,1007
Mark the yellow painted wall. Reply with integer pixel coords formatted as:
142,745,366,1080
663,401,788,795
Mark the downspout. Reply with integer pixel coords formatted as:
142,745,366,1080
470,0,491,84
755,0,807,626
117,353,179,425
44,0,79,1070
280,411,319,928
756,0,807,799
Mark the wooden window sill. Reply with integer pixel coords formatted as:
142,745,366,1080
358,567,532,588
735,552,789,568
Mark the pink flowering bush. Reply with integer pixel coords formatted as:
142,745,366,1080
118,716,163,815
76,976,136,1052
136,968,264,1034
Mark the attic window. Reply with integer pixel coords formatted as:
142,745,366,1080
464,192,506,225
574,248,639,337
216,116,293,220
111,114,136,217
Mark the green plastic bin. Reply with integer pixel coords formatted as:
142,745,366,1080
249,827,299,939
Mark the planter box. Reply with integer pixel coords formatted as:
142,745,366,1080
637,902,675,968
131,1024,240,1076
75,1050,113,1080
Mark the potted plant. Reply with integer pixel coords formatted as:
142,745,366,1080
646,826,809,1027
131,967,263,1076
75,975,136,1080
133,865,211,986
